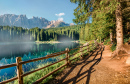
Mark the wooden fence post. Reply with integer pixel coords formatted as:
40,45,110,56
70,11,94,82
94,40,97,47
80,45,83,59
16,57,23,84
92,43,94,49
87,43,89,52
65,48,69,67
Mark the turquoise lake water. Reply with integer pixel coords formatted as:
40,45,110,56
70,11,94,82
0,42,79,81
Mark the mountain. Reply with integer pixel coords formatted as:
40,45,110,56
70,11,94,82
46,20,70,28
0,14,74,29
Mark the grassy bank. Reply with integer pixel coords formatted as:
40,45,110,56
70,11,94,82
69,41,96,63
79,40,88,44
35,41,61,44
5,41,96,84
35,40,81,44
103,37,130,52
13,55,66,84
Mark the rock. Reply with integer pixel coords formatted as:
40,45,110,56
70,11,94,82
126,56,130,65
83,42,89,46
46,20,70,28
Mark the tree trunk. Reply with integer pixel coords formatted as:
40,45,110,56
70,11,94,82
127,22,130,34
111,2,128,57
110,29,113,43
115,2,123,55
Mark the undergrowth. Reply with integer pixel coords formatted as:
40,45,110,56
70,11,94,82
69,41,96,64
13,56,66,84
110,43,116,52
104,39,111,45
7,41,97,84
124,37,130,43
79,40,88,44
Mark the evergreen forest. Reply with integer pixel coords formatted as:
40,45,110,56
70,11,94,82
0,25,84,42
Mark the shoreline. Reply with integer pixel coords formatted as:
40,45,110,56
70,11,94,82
35,40,80,44
0,40,81,44
35,41,61,44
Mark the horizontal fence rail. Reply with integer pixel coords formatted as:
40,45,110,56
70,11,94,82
0,63,17,69
19,51,66,65
21,58,67,77
0,40,98,84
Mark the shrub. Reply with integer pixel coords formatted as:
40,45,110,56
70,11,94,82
124,37,130,43
104,39,111,45
110,43,116,51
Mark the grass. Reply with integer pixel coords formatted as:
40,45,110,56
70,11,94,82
36,40,82,44
109,37,130,52
103,38,116,52
124,37,130,43
79,40,88,44
35,41,61,44
110,43,116,52
69,41,96,64
5,41,97,84
104,39,111,45
13,55,66,84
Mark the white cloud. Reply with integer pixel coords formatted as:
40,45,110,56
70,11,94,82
55,13,65,21
55,13,65,17
58,17,63,21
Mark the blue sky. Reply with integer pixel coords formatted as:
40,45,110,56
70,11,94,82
0,0,78,23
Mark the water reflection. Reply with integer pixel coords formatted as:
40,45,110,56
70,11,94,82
0,42,79,81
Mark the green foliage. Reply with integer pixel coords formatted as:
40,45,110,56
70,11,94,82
104,39,111,45
13,55,66,84
69,42,96,63
71,0,130,45
70,0,94,24
110,43,116,51
79,40,88,44
124,37,130,43
0,25,84,42
79,23,94,41
90,0,117,41
13,42,96,84
70,0,118,41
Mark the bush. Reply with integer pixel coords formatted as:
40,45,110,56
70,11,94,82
124,37,130,43
110,43,116,51
104,39,111,45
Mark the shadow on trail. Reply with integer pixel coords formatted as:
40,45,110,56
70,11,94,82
57,44,105,84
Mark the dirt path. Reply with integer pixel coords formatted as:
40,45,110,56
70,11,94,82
47,44,130,84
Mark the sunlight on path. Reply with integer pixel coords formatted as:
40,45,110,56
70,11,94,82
48,44,130,84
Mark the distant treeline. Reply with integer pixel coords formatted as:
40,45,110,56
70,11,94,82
0,25,87,42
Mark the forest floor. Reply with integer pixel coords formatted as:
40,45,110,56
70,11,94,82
46,44,130,84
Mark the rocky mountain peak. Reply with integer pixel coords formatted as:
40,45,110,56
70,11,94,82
0,14,74,29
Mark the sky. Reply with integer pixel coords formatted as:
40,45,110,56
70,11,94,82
0,0,78,23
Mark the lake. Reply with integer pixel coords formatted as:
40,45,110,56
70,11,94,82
0,42,79,82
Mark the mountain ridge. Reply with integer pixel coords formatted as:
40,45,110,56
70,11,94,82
0,14,74,29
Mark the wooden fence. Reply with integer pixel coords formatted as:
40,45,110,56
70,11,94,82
0,41,98,84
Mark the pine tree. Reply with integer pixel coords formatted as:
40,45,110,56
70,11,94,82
71,0,129,56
